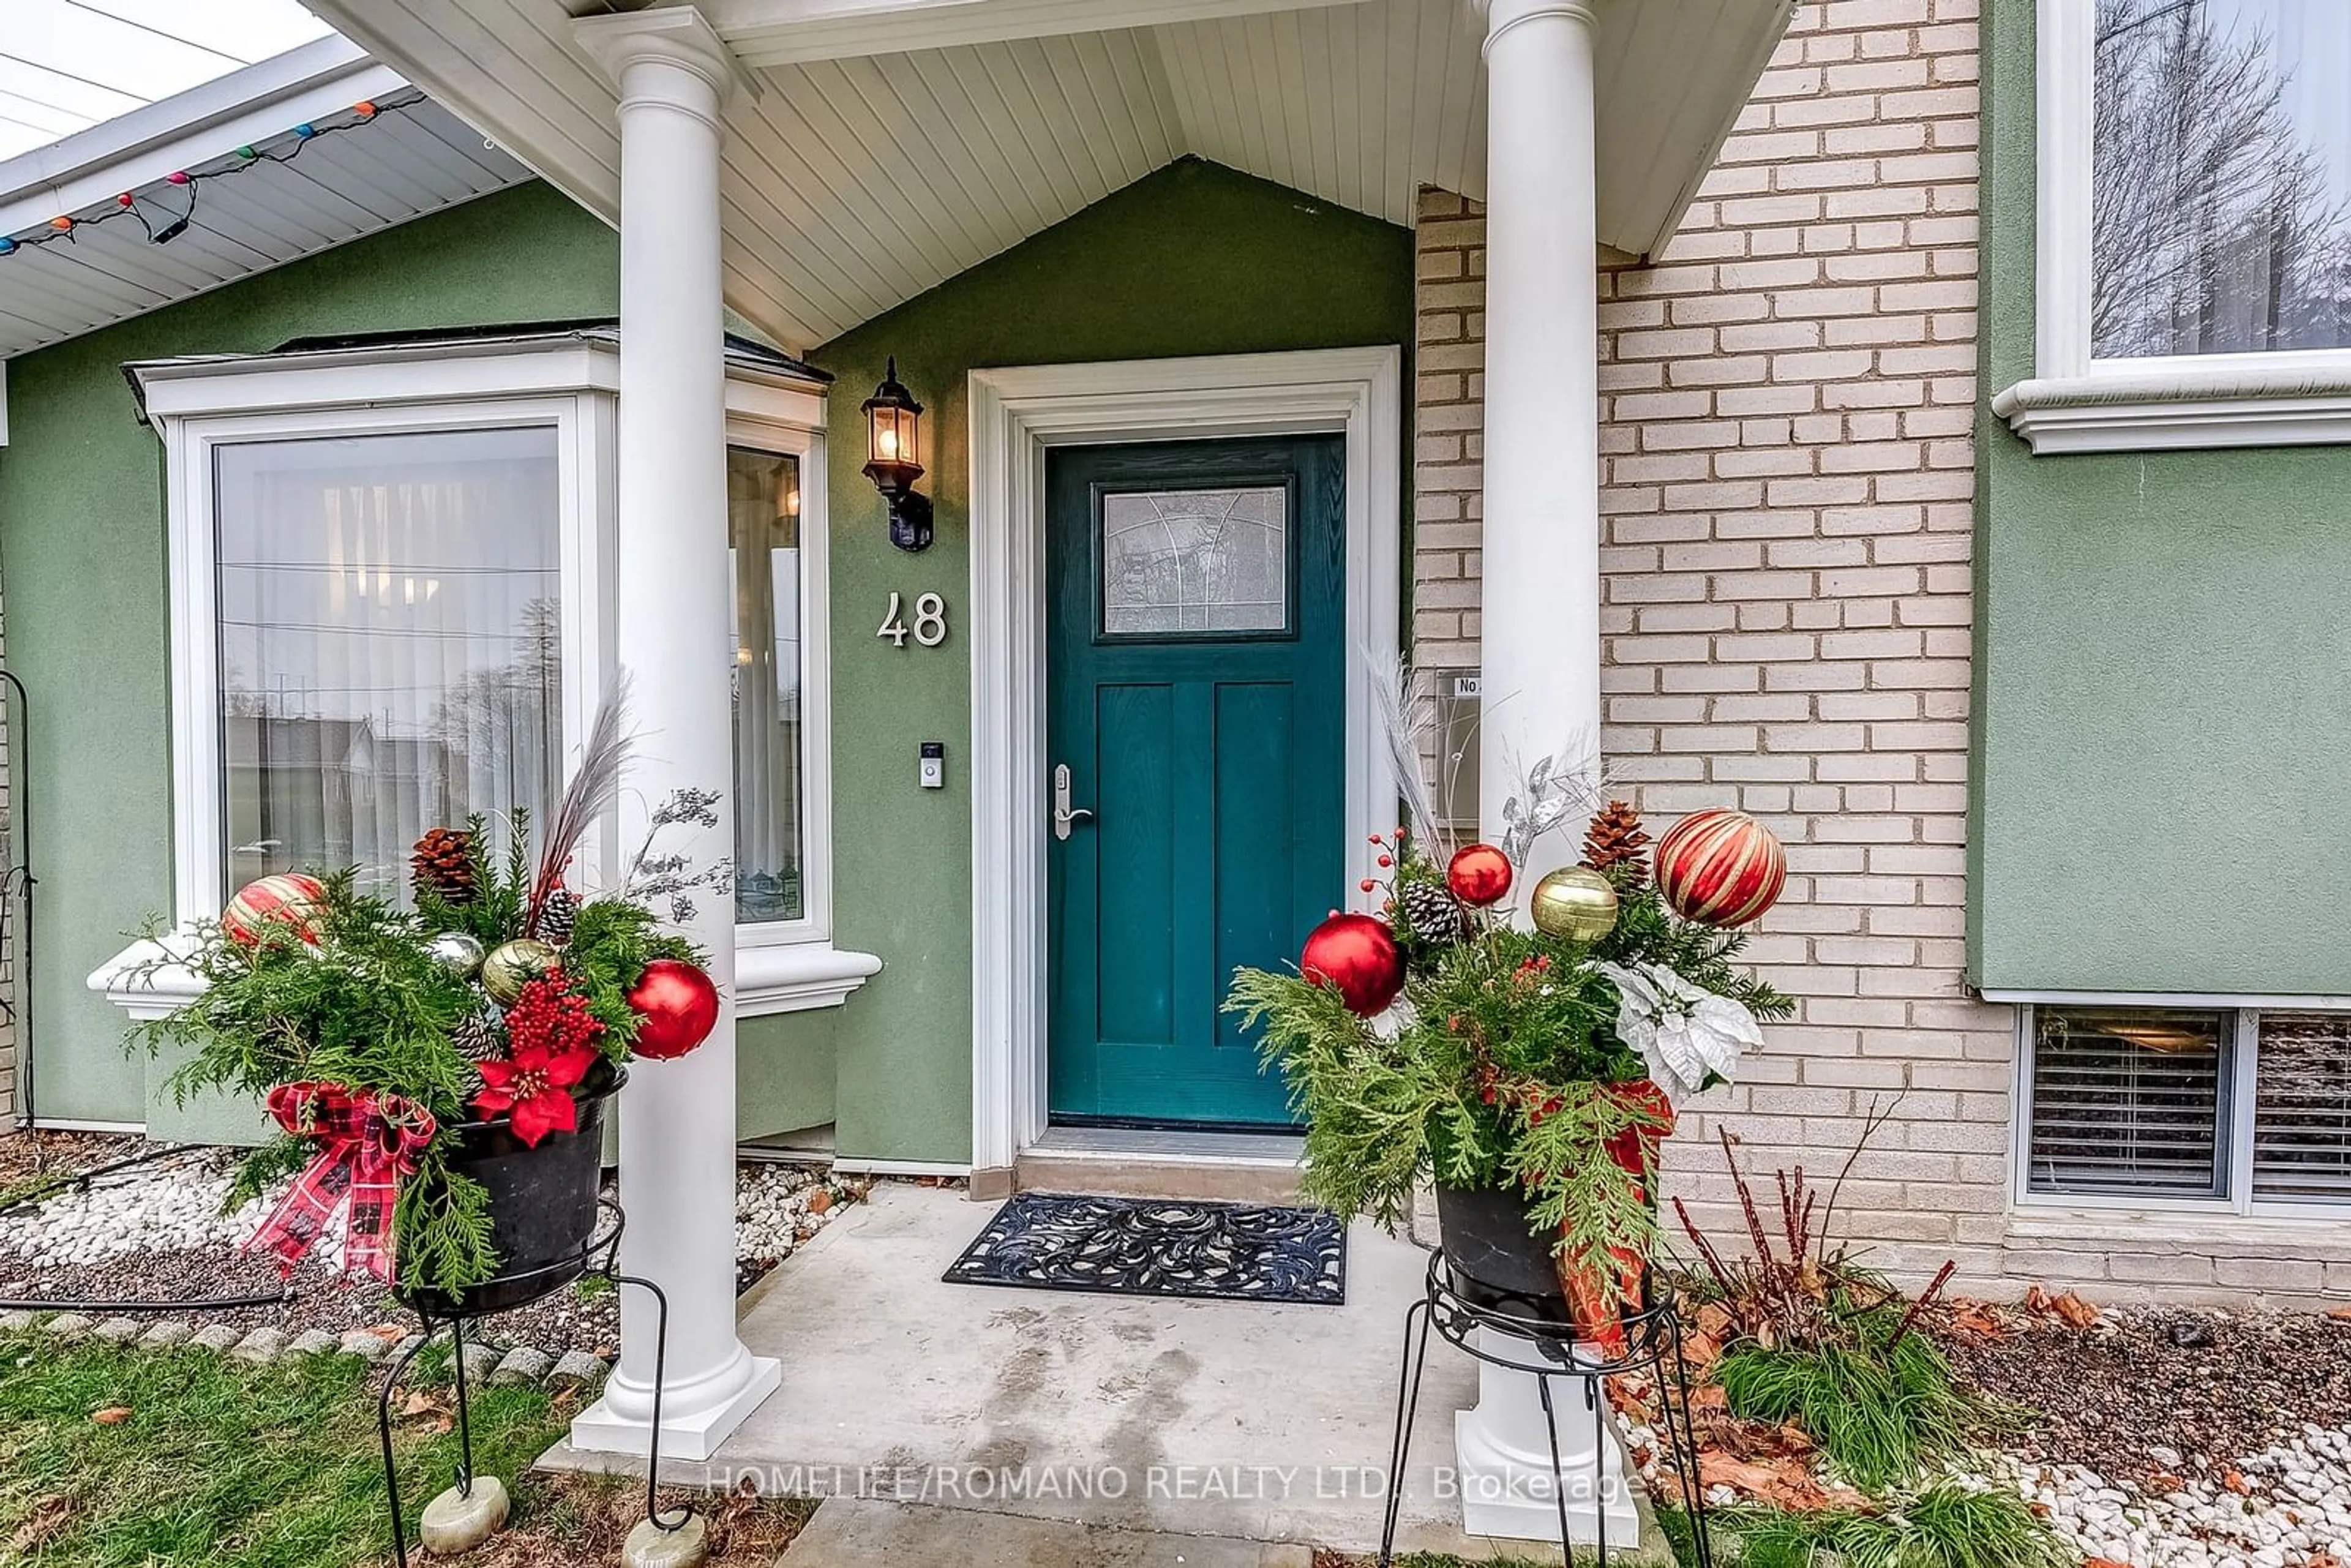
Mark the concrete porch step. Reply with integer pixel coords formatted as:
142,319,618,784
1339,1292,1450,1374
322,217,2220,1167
776,1499,1313,1566
1014,1127,1307,1205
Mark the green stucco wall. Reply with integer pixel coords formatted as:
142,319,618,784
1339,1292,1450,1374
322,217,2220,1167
1972,0,2351,994
0,182,835,1135
811,158,1412,1164
0,184,620,1130
0,159,1409,1152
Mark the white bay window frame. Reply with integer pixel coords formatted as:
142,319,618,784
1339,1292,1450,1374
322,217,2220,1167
93,331,873,1024
1994,0,2351,453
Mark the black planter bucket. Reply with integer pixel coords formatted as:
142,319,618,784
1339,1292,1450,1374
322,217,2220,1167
395,1065,624,1321
1433,1184,1574,1328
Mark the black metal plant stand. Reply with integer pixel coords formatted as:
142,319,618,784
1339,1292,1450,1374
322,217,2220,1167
377,1200,688,1568
1379,1251,1715,1568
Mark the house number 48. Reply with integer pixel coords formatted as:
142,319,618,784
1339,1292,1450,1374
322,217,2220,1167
877,591,949,648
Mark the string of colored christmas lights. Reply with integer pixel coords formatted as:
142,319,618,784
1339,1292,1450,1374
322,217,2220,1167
0,89,430,259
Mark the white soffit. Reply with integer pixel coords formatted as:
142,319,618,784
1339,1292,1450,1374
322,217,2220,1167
0,40,534,360
304,0,1791,353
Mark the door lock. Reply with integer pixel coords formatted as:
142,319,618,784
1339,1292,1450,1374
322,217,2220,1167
1052,763,1095,841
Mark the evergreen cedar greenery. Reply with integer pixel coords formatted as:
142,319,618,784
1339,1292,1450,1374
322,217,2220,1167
1224,819,1791,1310
130,813,697,1297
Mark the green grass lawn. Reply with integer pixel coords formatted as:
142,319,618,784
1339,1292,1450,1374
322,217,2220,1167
0,1330,560,1567
0,1329,810,1568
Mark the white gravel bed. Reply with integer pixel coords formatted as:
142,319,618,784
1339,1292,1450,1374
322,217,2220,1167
0,1149,271,1266
2,1146,853,1278
1619,1405,2351,1568
2012,1431,2351,1568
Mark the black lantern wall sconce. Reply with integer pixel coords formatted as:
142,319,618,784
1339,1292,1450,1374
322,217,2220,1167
861,358,932,552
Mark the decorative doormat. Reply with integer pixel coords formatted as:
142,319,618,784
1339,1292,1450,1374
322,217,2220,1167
943,1191,1347,1305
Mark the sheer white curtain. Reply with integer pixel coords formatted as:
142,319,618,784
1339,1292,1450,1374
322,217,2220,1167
215,426,561,900
727,447,803,925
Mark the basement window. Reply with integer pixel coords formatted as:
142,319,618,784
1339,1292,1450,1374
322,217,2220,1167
2019,1004,2351,1214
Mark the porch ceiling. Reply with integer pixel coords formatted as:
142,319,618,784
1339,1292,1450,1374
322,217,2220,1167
304,0,1790,353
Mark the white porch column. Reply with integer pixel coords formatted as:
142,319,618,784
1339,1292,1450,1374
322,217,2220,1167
569,7,779,1463
1477,0,1603,881
1461,1,1634,1547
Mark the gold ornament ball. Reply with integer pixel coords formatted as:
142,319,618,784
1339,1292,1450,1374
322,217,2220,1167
481,938,557,1003
1530,866,1619,941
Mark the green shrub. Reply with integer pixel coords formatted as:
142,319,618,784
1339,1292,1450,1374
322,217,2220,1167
1719,1485,2070,1568
1712,1304,2001,1493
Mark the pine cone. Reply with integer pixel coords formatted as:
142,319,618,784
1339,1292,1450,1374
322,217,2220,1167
1581,800,1652,889
411,827,477,906
537,887,580,946
1398,879,1471,947
452,1008,506,1063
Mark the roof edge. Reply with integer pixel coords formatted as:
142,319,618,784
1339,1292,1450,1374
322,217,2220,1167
0,36,396,227
121,324,831,424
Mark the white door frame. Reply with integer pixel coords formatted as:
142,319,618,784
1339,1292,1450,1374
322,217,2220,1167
966,345,1404,1176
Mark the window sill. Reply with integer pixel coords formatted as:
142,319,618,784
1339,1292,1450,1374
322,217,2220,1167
1993,362,2351,454
734,941,881,1016
86,935,208,1022
87,933,882,1023
2010,1204,2351,1259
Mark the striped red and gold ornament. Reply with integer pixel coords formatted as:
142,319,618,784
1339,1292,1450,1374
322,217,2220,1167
1654,809,1785,928
220,872,328,948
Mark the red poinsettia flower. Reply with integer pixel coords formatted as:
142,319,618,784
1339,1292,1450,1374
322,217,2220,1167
473,1040,596,1147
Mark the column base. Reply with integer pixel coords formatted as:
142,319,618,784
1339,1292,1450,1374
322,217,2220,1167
571,1354,781,1463
1452,1329,1640,1545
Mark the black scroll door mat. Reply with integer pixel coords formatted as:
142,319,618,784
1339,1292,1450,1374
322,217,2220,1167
942,1191,1348,1305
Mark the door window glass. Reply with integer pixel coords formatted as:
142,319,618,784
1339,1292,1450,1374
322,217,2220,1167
1100,485,1288,636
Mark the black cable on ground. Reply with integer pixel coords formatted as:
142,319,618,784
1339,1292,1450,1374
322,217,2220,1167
0,1288,298,1314
0,1143,195,1222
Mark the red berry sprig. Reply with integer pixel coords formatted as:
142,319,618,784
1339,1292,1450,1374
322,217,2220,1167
504,967,606,1059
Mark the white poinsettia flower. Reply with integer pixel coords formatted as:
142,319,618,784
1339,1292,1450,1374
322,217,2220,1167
1592,961,1764,1103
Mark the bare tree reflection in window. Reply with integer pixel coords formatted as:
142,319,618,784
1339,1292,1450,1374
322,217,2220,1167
1101,486,1288,636
2094,0,2351,358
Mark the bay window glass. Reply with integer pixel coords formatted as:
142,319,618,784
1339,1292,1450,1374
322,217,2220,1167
215,427,561,901
2094,0,2351,358
728,446,804,926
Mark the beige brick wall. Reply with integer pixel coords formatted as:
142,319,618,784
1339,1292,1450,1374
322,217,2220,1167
1409,0,2351,1304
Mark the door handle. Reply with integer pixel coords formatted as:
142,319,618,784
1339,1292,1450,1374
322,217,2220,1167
1053,763,1095,842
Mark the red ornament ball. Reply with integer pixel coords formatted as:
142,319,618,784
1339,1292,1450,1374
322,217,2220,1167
1655,808,1787,927
1300,912,1406,1018
220,873,326,948
1446,844,1513,908
626,958,720,1060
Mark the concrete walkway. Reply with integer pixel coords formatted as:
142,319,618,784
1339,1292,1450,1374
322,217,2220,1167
542,1184,1644,1562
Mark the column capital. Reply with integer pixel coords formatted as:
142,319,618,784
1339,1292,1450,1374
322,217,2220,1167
576,6,760,111
1477,0,1599,55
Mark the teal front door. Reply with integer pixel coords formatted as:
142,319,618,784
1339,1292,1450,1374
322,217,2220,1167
1046,435,1346,1128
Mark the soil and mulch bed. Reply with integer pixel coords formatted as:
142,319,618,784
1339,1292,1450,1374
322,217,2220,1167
1944,1296,2351,1486
0,1130,880,1356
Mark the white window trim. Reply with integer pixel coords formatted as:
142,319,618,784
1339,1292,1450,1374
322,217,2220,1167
964,345,1404,1177
721,392,882,1013
2008,996,2351,1223
89,332,874,1024
1993,0,2351,454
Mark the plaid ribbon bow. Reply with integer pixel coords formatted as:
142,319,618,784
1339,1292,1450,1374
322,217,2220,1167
247,1082,437,1283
